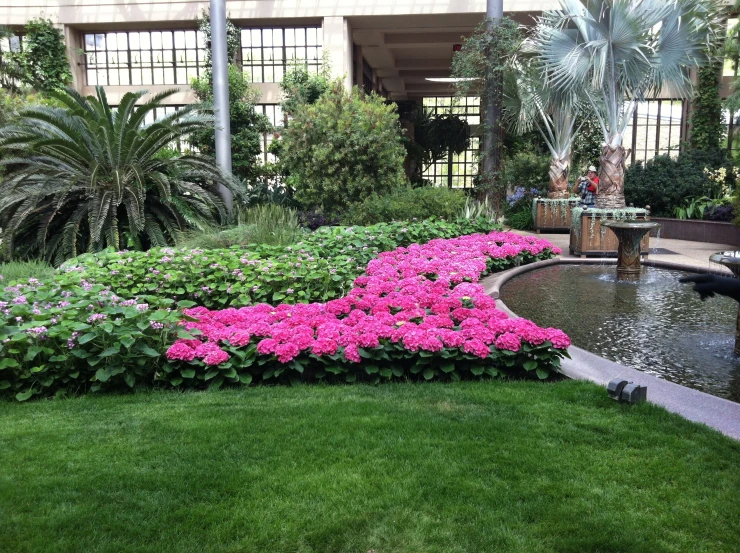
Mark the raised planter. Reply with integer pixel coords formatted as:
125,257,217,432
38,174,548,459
532,198,580,233
569,208,650,257
649,218,740,247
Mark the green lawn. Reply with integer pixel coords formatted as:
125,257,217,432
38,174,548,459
1,381,738,553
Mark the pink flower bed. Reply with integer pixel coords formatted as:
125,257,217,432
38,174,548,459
166,232,570,383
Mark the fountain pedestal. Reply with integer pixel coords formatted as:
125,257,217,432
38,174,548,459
601,221,662,281
709,251,740,355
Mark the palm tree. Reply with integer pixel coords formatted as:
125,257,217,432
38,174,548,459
504,59,585,198
0,86,242,264
534,0,719,209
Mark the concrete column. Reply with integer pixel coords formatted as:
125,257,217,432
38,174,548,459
63,25,85,93
322,16,352,90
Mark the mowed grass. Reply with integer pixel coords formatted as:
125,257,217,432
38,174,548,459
1,380,738,553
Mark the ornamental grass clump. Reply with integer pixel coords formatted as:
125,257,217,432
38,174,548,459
164,232,569,388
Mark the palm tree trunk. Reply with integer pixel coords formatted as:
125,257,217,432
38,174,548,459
595,144,627,209
547,157,570,199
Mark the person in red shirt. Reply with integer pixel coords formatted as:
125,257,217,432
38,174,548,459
575,165,599,208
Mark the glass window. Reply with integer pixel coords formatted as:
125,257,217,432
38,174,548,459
624,99,684,165
83,30,206,86
256,104,284,164
241,27,322,83
422,97,480,188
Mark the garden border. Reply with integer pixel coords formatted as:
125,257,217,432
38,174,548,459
481,258,740,440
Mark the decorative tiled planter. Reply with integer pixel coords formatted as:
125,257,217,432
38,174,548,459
569,208,651,257
532,198,580,233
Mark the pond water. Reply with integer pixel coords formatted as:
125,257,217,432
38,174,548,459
500,265,740,403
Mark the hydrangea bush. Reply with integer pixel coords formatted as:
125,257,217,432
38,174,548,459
60,218,501,309
0,279,183,401
0,222,568,400
164,232,569,387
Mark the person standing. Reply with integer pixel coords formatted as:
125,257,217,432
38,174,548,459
575,165,599,208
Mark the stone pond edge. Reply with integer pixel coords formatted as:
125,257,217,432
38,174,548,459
481,257,740,441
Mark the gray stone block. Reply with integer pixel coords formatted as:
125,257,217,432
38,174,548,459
607,378,628,400
620,383,648,404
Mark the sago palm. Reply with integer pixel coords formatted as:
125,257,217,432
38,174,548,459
0,86,241,264
534,0,719,209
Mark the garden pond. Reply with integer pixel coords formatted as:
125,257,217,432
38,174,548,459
501,264,740,403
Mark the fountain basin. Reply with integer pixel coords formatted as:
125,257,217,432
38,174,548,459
709,251,740,277
499,264,740,403
601,220,661,279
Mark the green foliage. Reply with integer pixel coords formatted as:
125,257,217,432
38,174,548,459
190,66,270,184
62,218,501,310
572,114,603,174
178,205,303,249
506,209,535,231
280,83,407,216
190,11,269,183
196,10,241,69
1,19,71,92
0,87,239,264
624,149,732,216
238,204,302,245
458,196,501,224
344,187,468,226
0,260,55,283
0,281,181,400
691,61,726,152
503,153,551,193
280,63,332,116
452,17,523,180
407,108,470,182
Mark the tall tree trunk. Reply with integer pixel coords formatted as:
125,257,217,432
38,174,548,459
482,0,504,197
595,144,627,209
547,157,570,199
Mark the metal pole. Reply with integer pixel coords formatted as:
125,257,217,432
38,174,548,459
210,0,233,214
483,0,503,177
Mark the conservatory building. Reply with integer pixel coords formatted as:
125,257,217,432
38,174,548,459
0,0,734,186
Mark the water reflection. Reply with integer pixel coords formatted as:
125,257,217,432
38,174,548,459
501,265,740,402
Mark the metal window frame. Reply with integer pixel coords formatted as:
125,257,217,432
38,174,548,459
82,30,206,87
422,96,480,189
627,99,684,165
240,26,322,84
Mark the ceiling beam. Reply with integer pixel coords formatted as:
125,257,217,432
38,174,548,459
384,32,468,46
395,58,451,69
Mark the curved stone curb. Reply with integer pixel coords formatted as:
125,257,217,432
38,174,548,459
483,257,740,441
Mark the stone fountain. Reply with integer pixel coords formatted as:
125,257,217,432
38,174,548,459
600,220,662,281
709,251,740,355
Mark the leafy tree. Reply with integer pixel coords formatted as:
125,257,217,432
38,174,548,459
189,12,270,183
534,0,719,209
279,63,332,116
452,17,523,197
2,19,71,92
279,82,407,216
0,87,240,264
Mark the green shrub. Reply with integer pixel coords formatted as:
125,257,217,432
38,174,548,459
280,83,407,215
0,260,55,284
0,281,182,401
624,150,733,216
344,186,467,225
61,218,501,310
506,208,535,230
503,153,550,193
